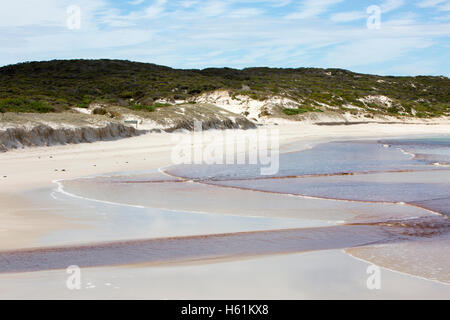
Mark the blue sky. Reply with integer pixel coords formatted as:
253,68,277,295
1,0,449,76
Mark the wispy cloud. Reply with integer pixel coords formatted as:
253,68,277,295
331,0,406,24
128,0,145,5
381,0,405,12
417,0,448,8
330,11,366,22
285,0,343,19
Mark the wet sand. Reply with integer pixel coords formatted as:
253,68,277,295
0,194,69,251
0,250,448,300
347,233,450,284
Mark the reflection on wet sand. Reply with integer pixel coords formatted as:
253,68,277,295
0,216,448,277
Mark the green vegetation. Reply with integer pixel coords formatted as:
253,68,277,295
153,102,172,108
130,104,156,112
283,106,323,115
78,96,93,108
283,108,308,116
0,97,55,113
387,106,400,114
0,59,449,118
130,102,171,112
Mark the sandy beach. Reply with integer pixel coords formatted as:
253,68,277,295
1,122,450,299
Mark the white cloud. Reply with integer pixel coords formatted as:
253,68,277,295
285,0,343,19
329,0,405,25
417,0,447,8
330,11,366,22
417,0,450,11
144,0,167,18
179,0,199,8
0,0,106,27
96,0,167,27
128,0,145,5
228,8,263,19
197,1,228,17
381,0,405,12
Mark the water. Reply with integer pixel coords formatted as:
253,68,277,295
166,141,435,181
165,137,450,216
380,137,450,166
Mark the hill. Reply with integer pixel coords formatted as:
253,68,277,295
0,59,449,119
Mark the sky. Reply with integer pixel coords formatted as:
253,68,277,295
1,0,449,76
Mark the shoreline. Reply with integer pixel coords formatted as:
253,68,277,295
345,249,450,287
2,122,450,192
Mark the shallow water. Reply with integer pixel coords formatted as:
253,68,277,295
166,137,450,217
380,137,450,165
167,141,436,181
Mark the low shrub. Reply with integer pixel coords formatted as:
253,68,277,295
92,107,108,115
0,97,55,113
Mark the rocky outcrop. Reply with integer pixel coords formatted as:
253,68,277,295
0,123,143,152
165,117,256,133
